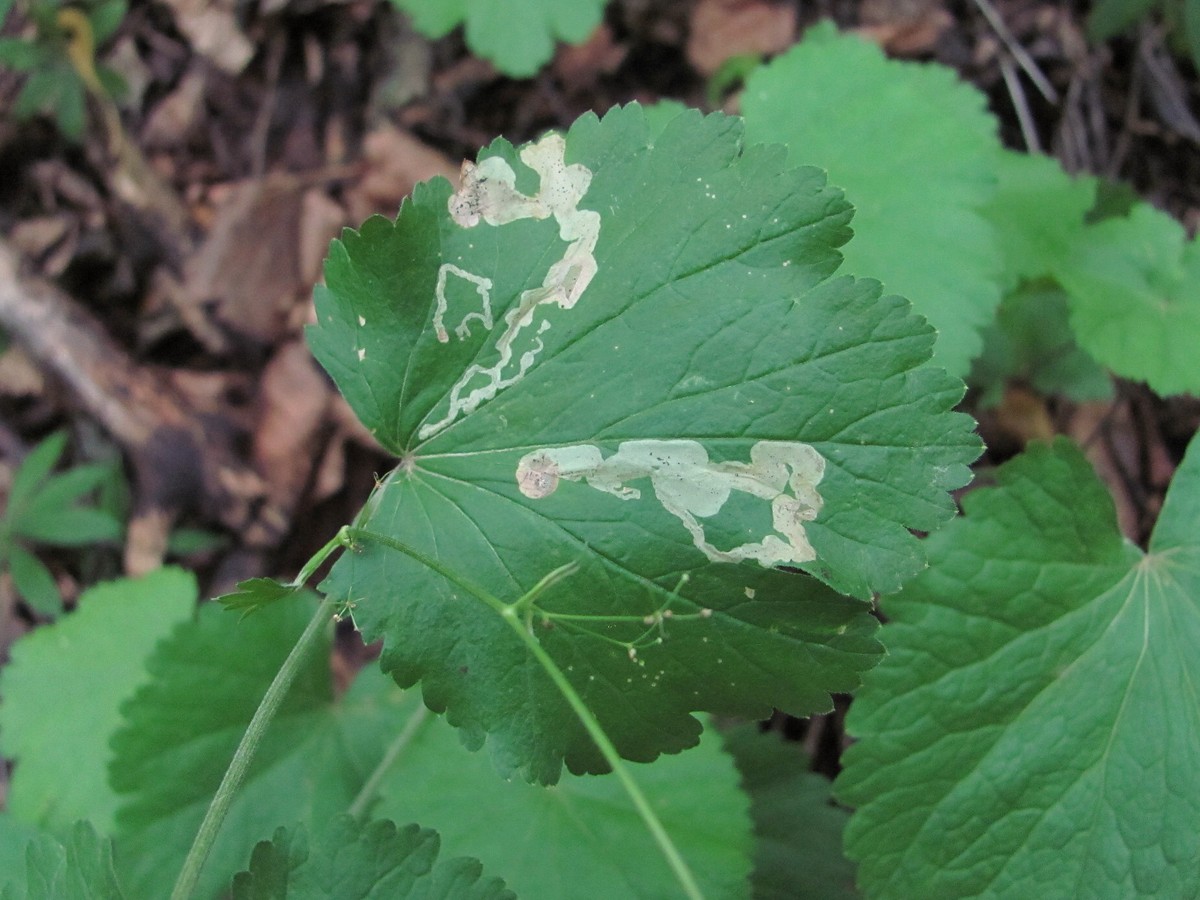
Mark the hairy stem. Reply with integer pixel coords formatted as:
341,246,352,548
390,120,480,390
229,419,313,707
348,527,706,900
170,532,350,900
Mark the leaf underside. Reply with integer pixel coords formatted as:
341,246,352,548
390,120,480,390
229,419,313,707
310,103,979,784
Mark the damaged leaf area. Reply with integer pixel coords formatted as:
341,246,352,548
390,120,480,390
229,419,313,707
308,105,979,783
516,439,825,566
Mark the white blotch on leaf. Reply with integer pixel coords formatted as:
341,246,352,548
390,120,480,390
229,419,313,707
419,133,600,440
515,439,825,566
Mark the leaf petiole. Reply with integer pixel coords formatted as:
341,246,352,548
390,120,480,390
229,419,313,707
346,527,706,900
170,592,337,900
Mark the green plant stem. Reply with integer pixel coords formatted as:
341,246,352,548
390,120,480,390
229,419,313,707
170,593,337,900
348,527,705,900
496,609,705,900
347,703,431,821
293,526,353,587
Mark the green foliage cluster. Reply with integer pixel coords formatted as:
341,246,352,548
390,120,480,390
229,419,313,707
1089,0,1200,71
1,19,1198,900
0,0,126,138
0,432,121,617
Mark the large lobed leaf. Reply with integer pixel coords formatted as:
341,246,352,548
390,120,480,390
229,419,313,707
310,103,978,783
372,692,753,898
1054,201,1200,397
837,436,1200,898
108,599,413,899
742,22,1003,378
0,568,196,834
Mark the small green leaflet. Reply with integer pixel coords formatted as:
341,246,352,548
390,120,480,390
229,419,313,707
1054,201,1200,397
216,577,300,617
231,817,513,900
309,104,978,784
837,436,1200,898
1,821,125,900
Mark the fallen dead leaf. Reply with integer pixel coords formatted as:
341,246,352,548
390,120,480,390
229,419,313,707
345,125,458,221
177,174,343,347
0,345,46,397
857,0,951,56
141,68,209,150
162,0,255,74
1066,400,1140,541
686,0,796,77
252,339,333,533
553,23,628,88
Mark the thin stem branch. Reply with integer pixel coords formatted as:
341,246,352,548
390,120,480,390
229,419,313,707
497,608,705,900
347,528,705,899
170,594,337,900
1000,56,1043,153
970,0,1058,102
347,704,431,821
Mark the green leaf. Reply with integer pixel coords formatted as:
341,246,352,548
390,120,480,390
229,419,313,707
1088,0,1158,39
14,506,122,546
7,545,63,617
390,0,464,36
1054,202,1200,396
12,821,126,900
24,461,114,509
7,432,67,516
166,526,228,557
0,36,48,70
741,21,1003,377
1186,0,1200,71
0,568,196,834
109,599,414,900
969,283,1112,407
55,76,88,140
216,577,300,616
982,150,1097,290
231,816,514,900
14,67,59,117
373,686,753,898
723,726,858,900
309,104,977,782
10,460,122,547
87,0,126,44
393,0,606,77
837,436,1200,898
0,812,44,898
